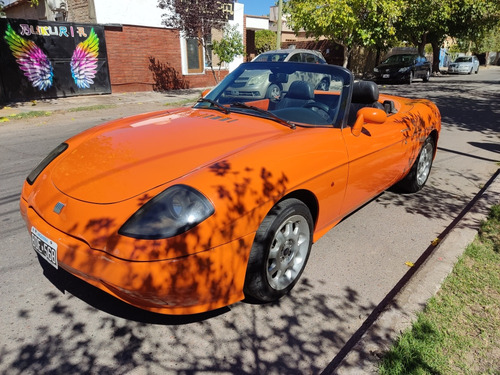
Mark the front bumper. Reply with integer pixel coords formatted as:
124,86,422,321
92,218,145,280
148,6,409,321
374,70,411,83
448,65,472,74
21,198,253,315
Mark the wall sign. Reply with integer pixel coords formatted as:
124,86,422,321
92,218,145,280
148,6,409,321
0,18,111,102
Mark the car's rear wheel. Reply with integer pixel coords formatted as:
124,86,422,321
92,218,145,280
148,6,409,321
397,136,435,193
475,66,479,74
244,198,313,302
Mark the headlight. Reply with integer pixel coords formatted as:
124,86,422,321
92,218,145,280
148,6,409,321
373,67,379,72
399,67,411,73
27,143,68,185
247,74,268,86
119,185,214,239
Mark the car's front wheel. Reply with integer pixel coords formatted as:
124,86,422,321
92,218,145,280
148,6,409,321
422,69,430,82
407,71,414,84
244,198,313,302
397,136,435,193
316,78,330,91
266,83,282,103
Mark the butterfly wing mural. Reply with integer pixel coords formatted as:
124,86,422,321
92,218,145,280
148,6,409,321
71,28,99,89
4,24,54,91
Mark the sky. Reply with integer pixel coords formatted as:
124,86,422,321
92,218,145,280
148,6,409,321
2,0,276,17
237,0,275,17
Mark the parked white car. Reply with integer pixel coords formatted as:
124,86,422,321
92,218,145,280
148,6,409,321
448,56,480,74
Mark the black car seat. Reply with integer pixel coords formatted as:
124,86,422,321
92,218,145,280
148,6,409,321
348,81,385,125
275,81,315,109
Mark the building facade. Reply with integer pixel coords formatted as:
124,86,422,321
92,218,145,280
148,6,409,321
2,0,244,97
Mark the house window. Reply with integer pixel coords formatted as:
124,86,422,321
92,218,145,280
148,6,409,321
186,38,204,73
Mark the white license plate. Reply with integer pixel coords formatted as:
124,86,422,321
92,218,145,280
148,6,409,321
382,74,390,79
31,227,58,269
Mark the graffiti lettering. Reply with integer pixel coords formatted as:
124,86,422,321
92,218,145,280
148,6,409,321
59,26,69,37
17,24,88,38
76,27,87,38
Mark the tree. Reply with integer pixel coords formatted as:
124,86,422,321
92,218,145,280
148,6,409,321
395,0,500,73
284,0,403,67
157,0,233,82
394,0,452,67
448,0,500,62
255,29,276,54
212,24,244,80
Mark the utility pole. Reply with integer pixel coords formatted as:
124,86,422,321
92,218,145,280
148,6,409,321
276,0,282,50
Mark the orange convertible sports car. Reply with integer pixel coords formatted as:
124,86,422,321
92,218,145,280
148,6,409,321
20,62,441,315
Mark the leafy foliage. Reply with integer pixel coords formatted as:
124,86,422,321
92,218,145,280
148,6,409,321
255,29,276,54
212,24,244,70
284,0,403,67
157,0,233,82
158,0,232,39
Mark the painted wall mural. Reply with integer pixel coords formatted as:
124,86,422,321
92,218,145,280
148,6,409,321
0,19,111,102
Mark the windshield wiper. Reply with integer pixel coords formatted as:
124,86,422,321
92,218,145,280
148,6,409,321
230,102,296,130
196,98,230,114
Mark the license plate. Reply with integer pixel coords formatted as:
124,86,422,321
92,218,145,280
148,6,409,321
382,74,390,79
31,227,58,269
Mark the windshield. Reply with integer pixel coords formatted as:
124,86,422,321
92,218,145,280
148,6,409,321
382,54,416,64
195,62,352,127
455,57,472,62
253,53,289,62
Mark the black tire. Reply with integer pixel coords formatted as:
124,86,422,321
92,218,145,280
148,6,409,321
316,78,330,91
397,136,435,193
468,67,473,75
266,83,282,103
475,66,479,74
422,69,430,82
244,198,313,302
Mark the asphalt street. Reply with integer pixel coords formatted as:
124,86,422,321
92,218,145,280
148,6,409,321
0,67,499,374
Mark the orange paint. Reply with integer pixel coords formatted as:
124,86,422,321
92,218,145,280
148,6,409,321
20,66,441,315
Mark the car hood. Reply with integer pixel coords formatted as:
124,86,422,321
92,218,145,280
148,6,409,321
51,107,286,204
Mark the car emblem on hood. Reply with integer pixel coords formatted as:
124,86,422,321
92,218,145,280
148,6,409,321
53,202,65,214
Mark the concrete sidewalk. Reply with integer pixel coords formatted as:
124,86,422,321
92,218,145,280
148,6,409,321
0,89,204,119
331,169,500,374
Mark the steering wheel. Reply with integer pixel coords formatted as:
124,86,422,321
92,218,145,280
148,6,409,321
303,101,330,113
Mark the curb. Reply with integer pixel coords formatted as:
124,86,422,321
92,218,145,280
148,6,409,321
325,168,500,374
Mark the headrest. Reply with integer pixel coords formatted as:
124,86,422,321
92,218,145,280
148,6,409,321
286,81,314,100
352,81,379,103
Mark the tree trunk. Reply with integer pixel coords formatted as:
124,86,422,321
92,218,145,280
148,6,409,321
417,32,427,56
342,45,349,68
493,52,500,66
432,42,441,74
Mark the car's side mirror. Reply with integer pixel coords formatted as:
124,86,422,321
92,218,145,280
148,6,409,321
351,107,387,137
201,88,210,98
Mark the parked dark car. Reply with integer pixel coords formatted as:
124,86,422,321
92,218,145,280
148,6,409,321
374,54,431,84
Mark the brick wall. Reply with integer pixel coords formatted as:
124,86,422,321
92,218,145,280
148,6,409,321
105,25,227,93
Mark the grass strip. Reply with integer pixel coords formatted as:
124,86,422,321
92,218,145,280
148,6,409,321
1,111,53,121
379,205,500,375
67,104,117,112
